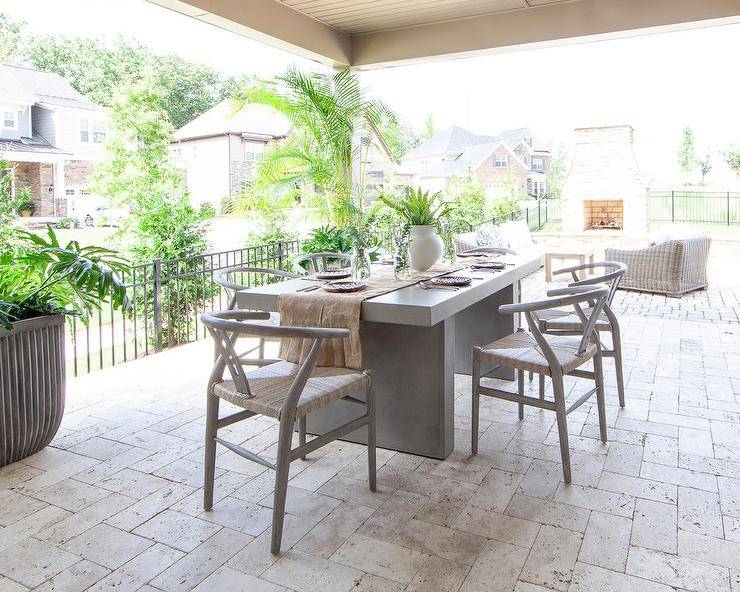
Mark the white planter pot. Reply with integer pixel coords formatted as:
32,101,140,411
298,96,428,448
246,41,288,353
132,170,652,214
409,225,444,271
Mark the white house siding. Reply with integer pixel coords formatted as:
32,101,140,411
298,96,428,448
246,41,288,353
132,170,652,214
53,107,107,161
0,103,29,140
173,136,231,207
31,105,56,145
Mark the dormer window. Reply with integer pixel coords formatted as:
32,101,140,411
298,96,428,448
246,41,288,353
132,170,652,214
2,110,17,130
494,154,508,168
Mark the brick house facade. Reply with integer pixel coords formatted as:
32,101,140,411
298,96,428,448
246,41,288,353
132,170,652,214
400,125,551,199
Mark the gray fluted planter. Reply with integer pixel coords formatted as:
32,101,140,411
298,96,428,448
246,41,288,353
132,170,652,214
1,315,66,467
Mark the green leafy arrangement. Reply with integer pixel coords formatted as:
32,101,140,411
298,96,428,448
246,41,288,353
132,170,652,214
300,225,352,255
0,226,130,329
380,187,455,226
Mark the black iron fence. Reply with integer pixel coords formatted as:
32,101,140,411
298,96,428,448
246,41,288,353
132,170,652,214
66,240,301,376
649,190,740,225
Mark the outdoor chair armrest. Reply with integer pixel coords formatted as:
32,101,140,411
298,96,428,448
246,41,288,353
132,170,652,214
213,267,299,292
201,311,350,340
498,286,609,315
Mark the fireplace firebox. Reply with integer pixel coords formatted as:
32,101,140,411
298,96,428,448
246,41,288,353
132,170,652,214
583,199,623,230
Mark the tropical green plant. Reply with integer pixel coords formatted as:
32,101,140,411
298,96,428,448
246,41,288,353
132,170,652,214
0,226,130,329
489,194,522,222
55,217,81,229
300,225,352,255
380,187,455,227
232,67,398,226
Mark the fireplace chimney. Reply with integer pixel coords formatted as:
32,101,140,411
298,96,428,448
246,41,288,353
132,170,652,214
561,125,648,234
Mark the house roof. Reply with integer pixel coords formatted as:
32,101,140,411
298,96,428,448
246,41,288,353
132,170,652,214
0,136,70,155
0,64,97,110
404,124,549,162
403,125,497,160
174,99,292,141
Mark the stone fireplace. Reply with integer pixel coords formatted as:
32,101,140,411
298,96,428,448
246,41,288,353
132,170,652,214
561,125,648,234
583,199,623,230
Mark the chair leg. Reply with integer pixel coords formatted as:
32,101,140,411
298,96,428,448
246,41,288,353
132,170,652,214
611,328,626,408
299,416,307,461
258,337,266,360
539,374,546,400
517,369,524,420
471,349,481,455
203,392,220,510
593,352,608,443
552,375,572,484
271,418,294,555
366,376,377,492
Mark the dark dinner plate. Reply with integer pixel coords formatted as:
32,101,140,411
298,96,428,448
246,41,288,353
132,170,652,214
315,270,352,280
323,280,367,293
429,276,472,287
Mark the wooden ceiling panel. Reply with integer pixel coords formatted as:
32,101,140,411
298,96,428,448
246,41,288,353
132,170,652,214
280,0,529,33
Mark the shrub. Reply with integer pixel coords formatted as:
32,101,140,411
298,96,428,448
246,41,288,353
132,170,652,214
445,175,487,232
55,217,81,229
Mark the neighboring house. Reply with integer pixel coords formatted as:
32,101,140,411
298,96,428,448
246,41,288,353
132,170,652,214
0,64,108,217
400,125,551,198
171,100,291,207
171,99,397,208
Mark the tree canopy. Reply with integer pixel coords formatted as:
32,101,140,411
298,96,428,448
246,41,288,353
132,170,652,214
0,11,244,129
677,126,697,183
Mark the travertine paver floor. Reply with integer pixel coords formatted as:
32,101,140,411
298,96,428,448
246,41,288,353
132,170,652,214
1,271,740,592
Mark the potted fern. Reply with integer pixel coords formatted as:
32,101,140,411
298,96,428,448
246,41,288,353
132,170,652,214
0,226,130,467
380,187,454,271
17,187,36,217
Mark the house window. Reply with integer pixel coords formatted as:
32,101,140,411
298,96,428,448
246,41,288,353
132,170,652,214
65,189,76,196
92,120,107,143
532,157,544,172
3,110,17,130
244,141,264,162
524,137,533,147
80,119,89,142
494,154,508,168
527,179,533,194
80,118,107,143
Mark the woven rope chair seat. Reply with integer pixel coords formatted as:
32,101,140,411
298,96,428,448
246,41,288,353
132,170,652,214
480,330,597,376
213,360,370,420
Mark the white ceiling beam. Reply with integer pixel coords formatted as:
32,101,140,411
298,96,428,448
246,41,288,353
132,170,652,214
147,0,353,66
351,0,740,68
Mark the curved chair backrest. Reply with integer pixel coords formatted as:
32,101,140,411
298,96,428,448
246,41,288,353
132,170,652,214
214,266,299,309
499,285,610,365
294,252,352,275
201,310,349,417
553,261,628,305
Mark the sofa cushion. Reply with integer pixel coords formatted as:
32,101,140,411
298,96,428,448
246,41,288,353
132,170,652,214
475,223,508,248
499,219,534,250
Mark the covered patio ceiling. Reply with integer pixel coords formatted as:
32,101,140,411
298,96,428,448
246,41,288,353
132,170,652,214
148,0,740,68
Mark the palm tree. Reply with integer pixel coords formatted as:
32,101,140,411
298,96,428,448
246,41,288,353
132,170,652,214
231,67,398,226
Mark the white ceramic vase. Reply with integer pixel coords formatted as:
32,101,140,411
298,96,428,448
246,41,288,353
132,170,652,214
409,225,444,271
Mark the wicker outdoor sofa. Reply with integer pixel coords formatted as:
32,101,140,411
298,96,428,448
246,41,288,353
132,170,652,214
605,234,711,298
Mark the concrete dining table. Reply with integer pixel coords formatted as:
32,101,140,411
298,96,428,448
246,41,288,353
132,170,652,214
235,250,542,459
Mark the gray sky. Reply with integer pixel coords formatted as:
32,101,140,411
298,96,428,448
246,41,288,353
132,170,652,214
3,0,739,185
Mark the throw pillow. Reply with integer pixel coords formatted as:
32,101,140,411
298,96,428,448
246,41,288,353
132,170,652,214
475,224,508,248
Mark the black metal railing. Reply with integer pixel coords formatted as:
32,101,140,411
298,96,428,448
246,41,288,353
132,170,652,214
66,240,301,376
649,190,740,225
467,198,561,232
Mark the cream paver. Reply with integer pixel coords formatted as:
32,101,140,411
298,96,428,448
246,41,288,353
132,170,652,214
520,525,583,591
578,511,632,572
2,268,738,591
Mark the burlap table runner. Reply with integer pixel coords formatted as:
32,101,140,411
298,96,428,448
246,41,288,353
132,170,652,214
278,263,460,369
